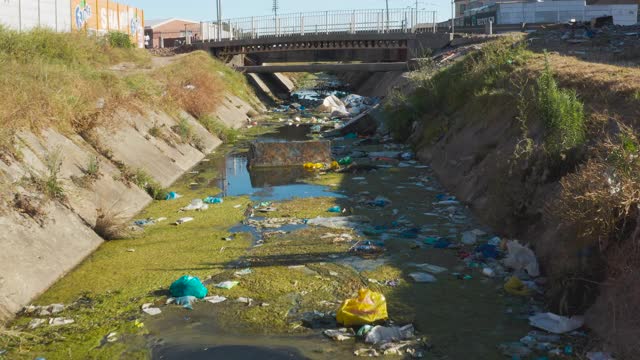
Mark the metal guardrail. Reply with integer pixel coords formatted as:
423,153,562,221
200,8,438,42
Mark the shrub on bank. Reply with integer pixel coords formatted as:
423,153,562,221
107,31,133,49
536,57,585,157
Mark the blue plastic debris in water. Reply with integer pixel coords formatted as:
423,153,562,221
436,194,456,201
475,244,499,259
433,238,452,249
203,196,223,204
344,133,357,139
328,206,342,213
564,346,573,355
165,192,180,200
424,237,439,245
174,296,198,310
401,228,420,239
169,276,208,299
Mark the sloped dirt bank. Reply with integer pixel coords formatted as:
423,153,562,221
386,35,640,357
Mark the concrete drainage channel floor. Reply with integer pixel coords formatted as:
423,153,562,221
143,126,541,358
128,85,568,360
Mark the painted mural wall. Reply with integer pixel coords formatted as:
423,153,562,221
71,0,144,47
0,0,144,48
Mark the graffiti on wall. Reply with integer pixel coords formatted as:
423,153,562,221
72,0,144,48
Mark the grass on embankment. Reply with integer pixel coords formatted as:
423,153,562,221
0,27,257,160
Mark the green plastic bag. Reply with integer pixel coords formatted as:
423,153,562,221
338,156,352,165
170,275,208,299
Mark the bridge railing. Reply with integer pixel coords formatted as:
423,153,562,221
200,8,438,42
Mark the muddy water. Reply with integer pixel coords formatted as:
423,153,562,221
143,120,538,359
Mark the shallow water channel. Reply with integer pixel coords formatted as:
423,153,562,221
141,117,540,359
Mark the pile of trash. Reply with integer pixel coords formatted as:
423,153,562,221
22,303,74,329
529,22,640,60
318,289,430,358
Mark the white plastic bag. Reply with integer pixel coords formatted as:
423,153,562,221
503,240,540,277
364,324,414,344
529,312,584,334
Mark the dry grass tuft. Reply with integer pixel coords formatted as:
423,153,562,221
93,207,129,240
155,52,225,118
13,193,46,225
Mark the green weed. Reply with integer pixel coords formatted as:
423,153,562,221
84,155,100,178
383,36,531,141
536,56,586,157
106,31,133,49
198,115,239,143
42,147,65,200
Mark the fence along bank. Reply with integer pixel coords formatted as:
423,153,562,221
0,0,145,47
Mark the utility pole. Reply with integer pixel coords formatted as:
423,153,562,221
273,0,279,35
385,0,390,32
217,0,222,41
450,0,455,40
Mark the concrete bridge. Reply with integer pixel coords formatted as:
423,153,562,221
192,9,450,66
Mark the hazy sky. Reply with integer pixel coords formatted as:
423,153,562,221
126,0,451,22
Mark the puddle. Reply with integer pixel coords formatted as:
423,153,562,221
217,153,342,201
230,220,308,244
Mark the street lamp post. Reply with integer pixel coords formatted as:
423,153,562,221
216,0,222,41
386,0,390,32
450,0,455,40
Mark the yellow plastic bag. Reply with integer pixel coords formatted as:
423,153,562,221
303,162,325,170
336,289,388,326
504,276,531,296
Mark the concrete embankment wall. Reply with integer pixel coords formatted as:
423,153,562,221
0,96,257,322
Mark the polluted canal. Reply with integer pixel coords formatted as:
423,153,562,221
20,78,582,360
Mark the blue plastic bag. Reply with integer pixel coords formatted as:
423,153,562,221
169,275,208,299
203,196,223,204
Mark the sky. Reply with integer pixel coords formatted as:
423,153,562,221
125,0,452,23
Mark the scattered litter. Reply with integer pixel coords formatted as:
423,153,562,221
365,324,415,344
587,352,614,360
49,318,74,326
499,342,532,357
337,289,388,326
215,281,239,289
203,196,224,204
470,229,487,236
168,296,197,310
105,332,118,343
529,313,585,334
234,268,253,276
170,275,208,299
328,206,343,213
409,272,437,283
412,263,447,274
236,297,253,305
181,199,209,211
324,328,356,341
504,276,531,296
307,216,369,229
354,348,379,357
433,238,452,249
204,295,227,304
482,267,496,278
503,240,540,277
461,231,477,245
175,217,194,225
165,192,182,200
28,318,46,329
134,218,158,227
141,303,161,316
